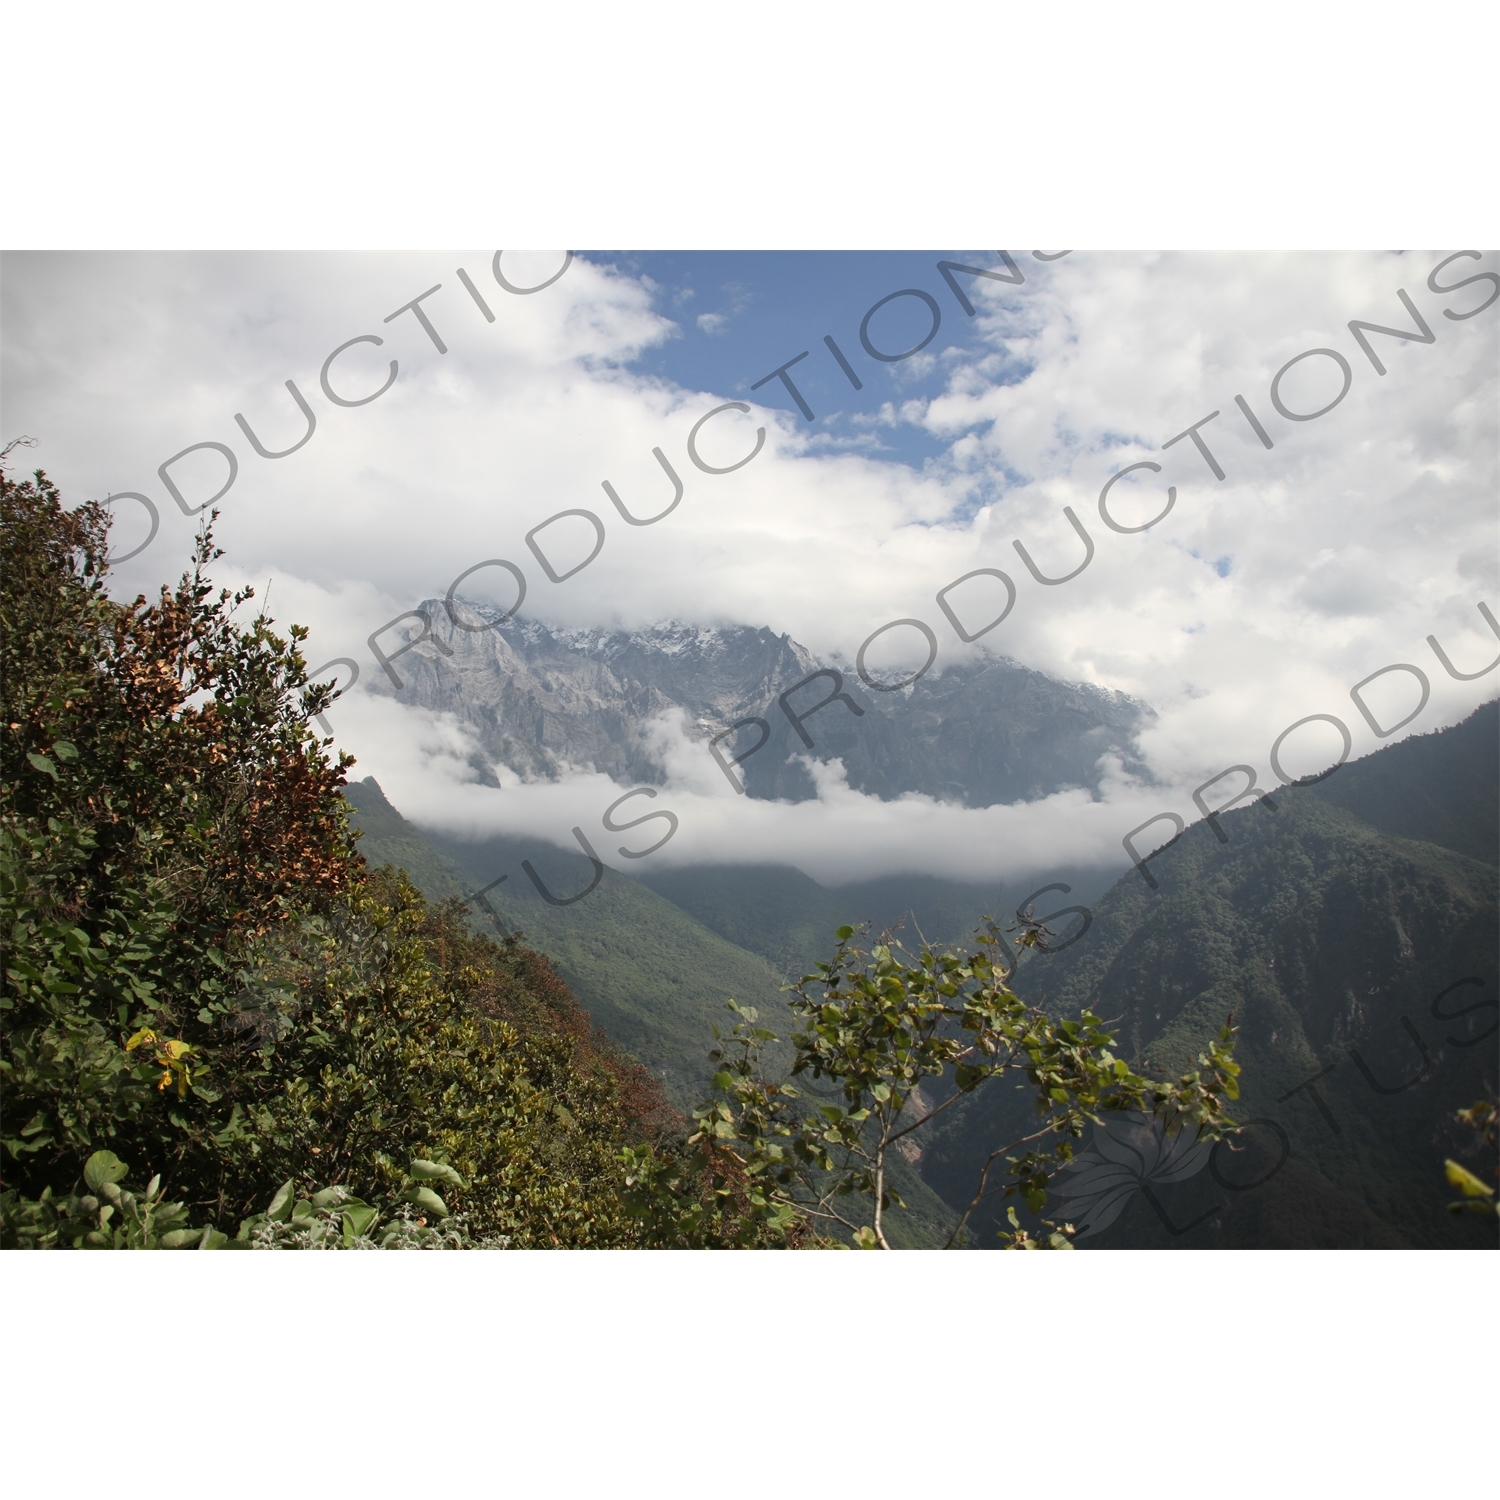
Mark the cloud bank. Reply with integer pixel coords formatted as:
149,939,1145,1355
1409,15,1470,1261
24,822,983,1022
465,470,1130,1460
3,249,1495,884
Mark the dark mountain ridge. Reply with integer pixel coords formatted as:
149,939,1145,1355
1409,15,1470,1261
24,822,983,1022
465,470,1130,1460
920,701,1500,1250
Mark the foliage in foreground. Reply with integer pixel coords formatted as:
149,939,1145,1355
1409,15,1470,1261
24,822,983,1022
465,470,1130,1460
1,467,676,1247
624,919,1243,1248
1,1146,500,1248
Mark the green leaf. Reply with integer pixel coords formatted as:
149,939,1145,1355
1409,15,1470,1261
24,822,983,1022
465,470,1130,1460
52,741,79,762
852,1226,878,1249
341,1202,379,1243
407,1159,466,1189
265,1179,296,1222
83,1150,128,1192
26,752,58,780
836,925,854,941
403,1184,450,1218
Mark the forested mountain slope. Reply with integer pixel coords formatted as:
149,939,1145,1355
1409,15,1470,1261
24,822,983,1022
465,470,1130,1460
1309,700,1498,865
345,779,797,1106
347,779,1040,1095
635,863,1008,982
343,779,963,1246
921,703,1499,1250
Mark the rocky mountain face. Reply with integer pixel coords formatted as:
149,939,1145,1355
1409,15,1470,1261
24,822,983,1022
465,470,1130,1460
373,604,1153,806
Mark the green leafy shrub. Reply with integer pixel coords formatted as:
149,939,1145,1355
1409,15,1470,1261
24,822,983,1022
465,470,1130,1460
235,1160,509,1249
2,465,357,1210
207,870,678,1244
627,918,1241,1248
2,467,675,1246
0,1148,220,1249
1,1148,509,1249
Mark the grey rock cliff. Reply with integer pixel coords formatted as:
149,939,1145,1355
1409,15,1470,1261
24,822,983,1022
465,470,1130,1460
371,604,1154,807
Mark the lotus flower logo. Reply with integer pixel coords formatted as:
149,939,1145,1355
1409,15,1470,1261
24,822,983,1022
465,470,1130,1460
1052,1112,1213,1239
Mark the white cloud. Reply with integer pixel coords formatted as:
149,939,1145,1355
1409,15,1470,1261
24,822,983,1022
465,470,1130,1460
4,249,1496,884
340,697,1166,888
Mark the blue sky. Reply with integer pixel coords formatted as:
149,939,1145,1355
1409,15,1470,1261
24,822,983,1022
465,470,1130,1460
585,250,1062,470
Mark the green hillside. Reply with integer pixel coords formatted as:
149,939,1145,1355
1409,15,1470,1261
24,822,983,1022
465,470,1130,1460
345,780,1014,1101
345,779,798,1105
920,702,1500,1251
342,780,962,1244
637,861,1121,984
635,864,1008,982
1310,701,1498,866
343,779,473,900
